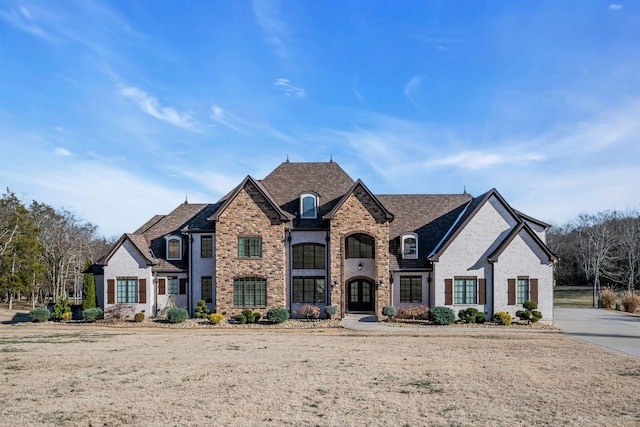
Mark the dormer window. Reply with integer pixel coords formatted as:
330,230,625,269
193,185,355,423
401,233,418,259
300,193,318,219
166,237,182,260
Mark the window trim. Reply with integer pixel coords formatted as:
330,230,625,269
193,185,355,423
166,236,182,260
300,192,318,219
292,276,326,304
233,277,267,307
201,235,213,259
517,277,529,304
292,243,326,270
238,237,262,259
167,276,179,295
201,276,213,304
399,276,422,303
454,276,477,304
345,233,375,259
401,233,418,259
116,277,138,304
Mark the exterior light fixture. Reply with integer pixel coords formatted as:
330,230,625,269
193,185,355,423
333,281,339,288
379,280,385,288
358,263,363,271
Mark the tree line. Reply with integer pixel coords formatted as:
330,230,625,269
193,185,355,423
0,189,114,309
549,210,640,294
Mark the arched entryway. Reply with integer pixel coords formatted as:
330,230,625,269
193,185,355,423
347,279,374,312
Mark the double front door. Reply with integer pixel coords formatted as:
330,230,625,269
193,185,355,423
347,279,374,312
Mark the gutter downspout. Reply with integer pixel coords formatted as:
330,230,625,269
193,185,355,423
187,232,193,316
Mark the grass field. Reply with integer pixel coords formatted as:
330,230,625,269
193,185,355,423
1,312,640,426
554,286,595,307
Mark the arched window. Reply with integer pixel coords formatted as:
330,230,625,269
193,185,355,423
300,193,318,219
401,233,418,259
346,233,374,258
292,243,326,269
167,237,182,260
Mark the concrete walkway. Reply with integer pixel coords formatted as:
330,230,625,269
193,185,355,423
341,313,414,332
554,307,640,359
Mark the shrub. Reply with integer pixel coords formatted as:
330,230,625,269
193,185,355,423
209,313,223,325
522,301,538,311
29,308,50,323
233,314,247,324
621,292,640,313
396,305,429,320
382,306,397,321
297,304,321,319
516,301,543,323
82,259,97,310
429,306,455,325
531,310,543,323
266,307,290,324
475,312,486,324
82,307,103,322
516,310,531,321
325,306,338,318
600,288,617,309
253,312,261,322
494,311,512,326
134,312,145,322
105,303,136,320
166,307,189,323
51,298,72,322
194,300,210,319
459,307,479,323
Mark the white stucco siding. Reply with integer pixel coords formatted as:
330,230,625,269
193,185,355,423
390,271,431,308
434,196,516,317
103,240,153,315
190,233,216,312
492,230,554,323
523,220,547,244
156,274,188,312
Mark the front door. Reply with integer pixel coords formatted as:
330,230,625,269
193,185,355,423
348,279,374,312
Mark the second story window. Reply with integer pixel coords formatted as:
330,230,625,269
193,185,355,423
300,193,318,219
167,237,181,260
201,235,213,258
401,233,418,259
238,237,262,258
346,233,374,258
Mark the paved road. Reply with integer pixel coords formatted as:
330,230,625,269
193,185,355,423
554,308,640,359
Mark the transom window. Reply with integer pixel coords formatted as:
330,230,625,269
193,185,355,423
201,236,213,258
201,276,213,304
292,243,326,269
167,238,181,260
233,277,267,307
401,233,418,259
293,277,325,303
400,276,422,303
346,233,374,259
116,278,138,303
300,193,318,219
238,237,262,258
454,278,477,304
517,278,529,304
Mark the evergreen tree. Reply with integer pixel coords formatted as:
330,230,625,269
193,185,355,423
0,190,45,309
82,259,97,309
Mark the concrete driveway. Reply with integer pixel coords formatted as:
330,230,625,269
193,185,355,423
554,308,640,359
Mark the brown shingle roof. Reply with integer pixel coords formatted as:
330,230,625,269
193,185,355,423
260,162,355,225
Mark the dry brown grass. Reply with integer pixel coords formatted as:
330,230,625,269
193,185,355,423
1,311,640,426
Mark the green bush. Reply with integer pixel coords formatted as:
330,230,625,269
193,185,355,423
29,308,50,323
523,301,538,311
517,301,543,324
475,312,486,324
516,310,531,321
429,306,455,325
166,307,189,323
51,298,72,322
82,307,103,322
253,312,261,322
382,306,397,321
266,307,290,324
134,312,145,322
82,259,97,310
459,307,479,323
233,314,247,324
209,313,223,324
194,300,210,319
324,306,338,318
494,311,512,326
531,310,542,322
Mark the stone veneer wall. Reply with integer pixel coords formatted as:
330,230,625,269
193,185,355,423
215,182,286,317
329,185,391,318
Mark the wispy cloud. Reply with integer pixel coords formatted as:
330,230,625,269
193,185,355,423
252,0,289,58
273,78,305,97
119,85,198,131
0,3,57,41
210,104,292,141
427,151,544,170
609,4,623,11
54,147,72,157
404,75,426,111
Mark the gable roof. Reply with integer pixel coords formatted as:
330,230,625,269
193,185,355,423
208,175,292,222
487,222,558,263
260,161,355,226
514,209,551,229
323,179,394,221
101,233,156,266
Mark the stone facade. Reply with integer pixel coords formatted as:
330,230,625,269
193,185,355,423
215,181,286,317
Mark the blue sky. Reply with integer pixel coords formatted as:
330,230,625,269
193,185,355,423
1,1,639,237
